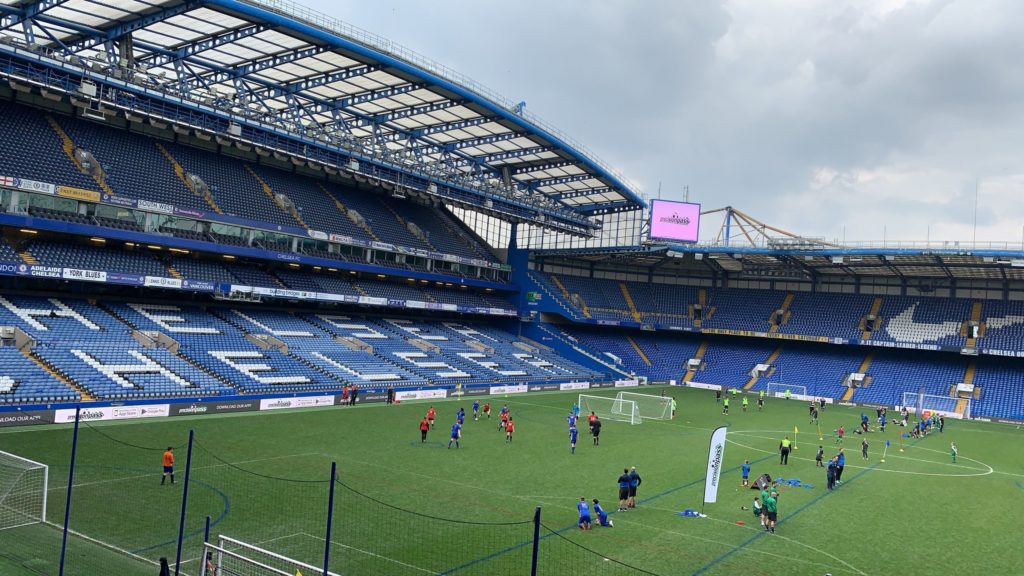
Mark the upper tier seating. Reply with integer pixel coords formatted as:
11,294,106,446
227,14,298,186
162,142,296,227
0,102,99,191
57,115,205,211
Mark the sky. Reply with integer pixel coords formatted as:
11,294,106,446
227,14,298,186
310,0,1024,245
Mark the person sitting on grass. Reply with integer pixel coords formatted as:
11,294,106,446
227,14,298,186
594,499,613,527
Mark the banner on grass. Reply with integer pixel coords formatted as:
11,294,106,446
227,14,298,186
703,426,728,505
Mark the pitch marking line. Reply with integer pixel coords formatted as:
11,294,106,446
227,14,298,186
638,504,868,576
725,436,993,478
178,531,308,568
729,430,989,471
615,512,867,576
48,452,323,492
300,532,437,574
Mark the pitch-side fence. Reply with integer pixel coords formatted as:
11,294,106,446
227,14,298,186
5,407,662,576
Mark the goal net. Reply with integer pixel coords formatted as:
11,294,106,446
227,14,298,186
900,392,966,419
615,392,672,420
0,450,47,531
579,394,640,425
765,383,807,399
202,535,341,576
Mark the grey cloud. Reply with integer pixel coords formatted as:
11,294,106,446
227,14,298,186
311,0,1024,243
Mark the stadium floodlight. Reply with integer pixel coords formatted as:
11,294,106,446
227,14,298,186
203,535,341,576
579,394,640,425
765,383,808,400
615,392,672,421
900,392,966,419
0,450,47,531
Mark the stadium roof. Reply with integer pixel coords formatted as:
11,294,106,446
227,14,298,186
0,0,645,228
534,244,1024,282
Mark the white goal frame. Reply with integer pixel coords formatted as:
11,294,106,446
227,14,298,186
765,383,807,399
900,392,966,419
579,394,640,425
615,391,672,420
202,535,341,576
0,450,47,531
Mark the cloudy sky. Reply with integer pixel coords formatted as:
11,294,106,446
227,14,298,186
311,0,1024,245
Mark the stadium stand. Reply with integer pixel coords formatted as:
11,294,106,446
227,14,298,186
0,102,99,191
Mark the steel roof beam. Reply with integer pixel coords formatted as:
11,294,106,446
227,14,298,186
508,159,577,175
0,0,71,33
554,187,613,200
448,130,528,151
241,62,382,99
416,114,497,137
340,81,427,107
456,145,555,165
527,173,598,188
60,1,199,54
184,44,330,89
372,98,466,123
138,22,268,68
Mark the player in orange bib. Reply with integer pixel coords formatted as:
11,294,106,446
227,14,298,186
427,406,436,429
161,447,175,485
505,418,515,443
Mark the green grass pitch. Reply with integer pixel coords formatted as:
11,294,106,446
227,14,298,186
2,386,1023,575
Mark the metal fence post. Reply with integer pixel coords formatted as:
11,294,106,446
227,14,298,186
324,461,337,576
531,506,541,576
58,405,81,576
174,430,195,576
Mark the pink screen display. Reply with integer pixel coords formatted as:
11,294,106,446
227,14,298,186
649,200,700,242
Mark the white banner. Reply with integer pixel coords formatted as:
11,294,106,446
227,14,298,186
559,381,590,391
63,268,107,282
259,396,334,410
395,389,448,401
489,384,529,395
144,276,183,289
54,404,169,423
614,379,640,388
137,199,174,214
703,426,728,504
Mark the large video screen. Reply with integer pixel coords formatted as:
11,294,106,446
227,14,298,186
649,199,701,243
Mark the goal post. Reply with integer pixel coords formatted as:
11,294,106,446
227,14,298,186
900,392,965,419
578,394,640,425
0,450,48,531
202,535,342,576
615,391,672,420
765,383,808,399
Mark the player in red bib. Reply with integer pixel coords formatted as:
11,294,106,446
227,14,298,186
419,416,430,442
482,402,491,419
505,418,515,443
427,406,436,429
500,410,510,431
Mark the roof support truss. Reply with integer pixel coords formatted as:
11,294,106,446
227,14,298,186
138,22,268,68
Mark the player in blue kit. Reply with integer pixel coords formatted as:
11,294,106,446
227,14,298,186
447,421,461,449
472,400,480,421
456,407,465,425
567,411,577,429
741,459,751,487
577,497,592,530
569,424,579,454
593,499,613,527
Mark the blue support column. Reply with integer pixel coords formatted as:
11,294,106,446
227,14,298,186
57,405,81,576
530,506,541,576
323,461,338,576
173,430,195,576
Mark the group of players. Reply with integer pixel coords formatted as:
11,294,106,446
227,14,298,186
418,400,513,448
